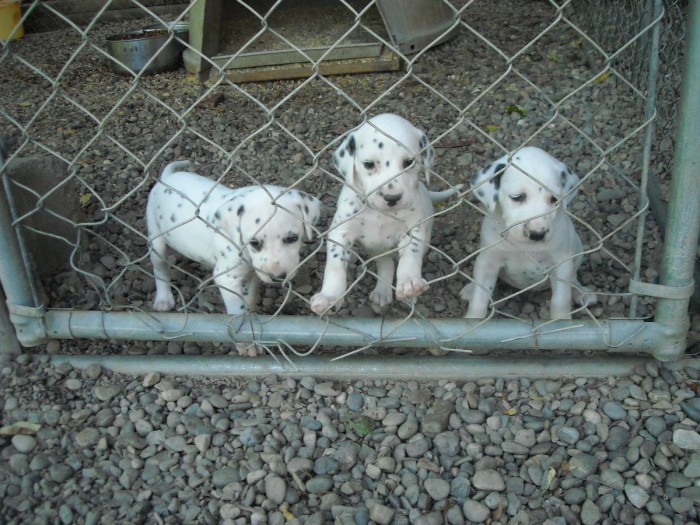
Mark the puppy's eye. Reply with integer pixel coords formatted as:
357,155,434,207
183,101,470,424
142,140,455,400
403,158,415,169
550,195,559,205
283,234,299,245
363,161,375,170
510,194,525,203
249,239,263,252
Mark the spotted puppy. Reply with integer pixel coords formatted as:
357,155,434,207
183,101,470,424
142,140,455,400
147,161,321,353
311,113,459,315
462,146,597,319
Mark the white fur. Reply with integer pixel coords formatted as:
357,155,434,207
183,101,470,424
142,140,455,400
461,146,597,319
311,113,459,315
147,161,321,353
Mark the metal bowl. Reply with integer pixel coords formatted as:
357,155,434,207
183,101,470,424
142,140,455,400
106,29,182,75
145,21,189,41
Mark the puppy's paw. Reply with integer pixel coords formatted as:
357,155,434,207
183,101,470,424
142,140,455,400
369,287,393,313
396,278,429,300
459,283,474,302
310,294,343,316
235,342,265,357
153,293,175,312
575,286,598,307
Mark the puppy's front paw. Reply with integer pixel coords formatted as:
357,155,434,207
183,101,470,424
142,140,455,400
396,278,429,300
459,283,474,302
153,293,175,312
310,294,343,316
236,342,265,357
575,286,598,307
369,286,393,313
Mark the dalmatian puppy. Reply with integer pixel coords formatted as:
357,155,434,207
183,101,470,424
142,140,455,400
310,113,459,315
147,161,321,354
461,146,597,319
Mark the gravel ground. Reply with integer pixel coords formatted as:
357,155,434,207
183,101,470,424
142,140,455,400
1,355,700,524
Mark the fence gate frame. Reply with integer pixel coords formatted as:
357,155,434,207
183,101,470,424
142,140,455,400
0,0,699,378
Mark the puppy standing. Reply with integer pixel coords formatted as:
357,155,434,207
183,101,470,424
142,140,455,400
147,161,321,353
311,113,459,315
462,147,596,319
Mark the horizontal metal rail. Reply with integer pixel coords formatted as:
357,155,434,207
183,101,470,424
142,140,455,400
49,354,693,380
43,310,669,355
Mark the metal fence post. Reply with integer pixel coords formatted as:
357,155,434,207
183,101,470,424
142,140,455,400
651,0,700,361
0,151,46,348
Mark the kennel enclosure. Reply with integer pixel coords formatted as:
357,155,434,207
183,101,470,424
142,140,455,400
0,0,698,376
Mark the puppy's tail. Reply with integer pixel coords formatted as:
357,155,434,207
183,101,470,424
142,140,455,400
429,183,464,203
161,160,193,178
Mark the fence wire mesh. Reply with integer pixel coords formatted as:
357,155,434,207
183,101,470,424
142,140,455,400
0,0,691,359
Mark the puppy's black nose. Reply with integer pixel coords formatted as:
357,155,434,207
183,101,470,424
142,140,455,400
528,230,547,242
383,193,402,206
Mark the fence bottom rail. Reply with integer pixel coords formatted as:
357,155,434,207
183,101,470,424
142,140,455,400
23,309,689,362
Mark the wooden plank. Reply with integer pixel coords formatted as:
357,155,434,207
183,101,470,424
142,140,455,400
33,0,185,16
212,43,384,70
24,4,186,33
223,53,401,84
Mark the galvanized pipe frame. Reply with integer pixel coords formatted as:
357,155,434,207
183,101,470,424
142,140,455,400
41,310,666,355
651,0,700,361
0,153,45,355
51,354,700,381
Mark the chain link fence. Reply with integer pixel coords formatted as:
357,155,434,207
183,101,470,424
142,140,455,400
0,0,697,371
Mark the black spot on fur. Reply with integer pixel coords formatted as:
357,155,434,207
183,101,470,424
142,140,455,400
476,189,485,198
385,161,390,167
237,205,245,216
255,218,261,224
171,214,176,223
304,204,309,214
493,194,498,202
347,135,356,156
492,167,505,190
378,142,383,149
561,169,569,186
214,211,221,220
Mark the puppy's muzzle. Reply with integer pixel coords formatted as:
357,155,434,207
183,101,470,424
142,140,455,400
526,228,549,242
381,192,403,207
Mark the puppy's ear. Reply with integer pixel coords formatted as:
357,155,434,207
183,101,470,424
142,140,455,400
418,131,436,186
559,163,580,207
297,193,322,240
332,132,356,186
471,156,507,213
